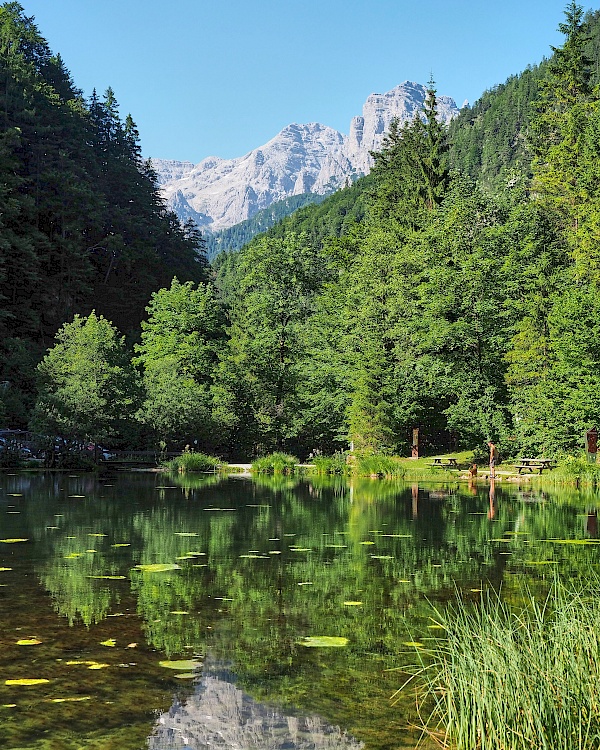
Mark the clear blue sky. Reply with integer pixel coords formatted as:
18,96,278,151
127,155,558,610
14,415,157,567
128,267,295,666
23,0,581,163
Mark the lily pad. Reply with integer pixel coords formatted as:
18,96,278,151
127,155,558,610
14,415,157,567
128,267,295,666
112,543,131,548
174,672,196,679
16,638,42,646
48,696,91,703
134,563,181,572
5,678,50,686
100,638,116,647
343,601,363,606
86,575,126,580
158,659,202,670
0,539,28,544
174,532,198,537
359,541,375,545
88,663,110,670
300,636,349,648
0,567,12,572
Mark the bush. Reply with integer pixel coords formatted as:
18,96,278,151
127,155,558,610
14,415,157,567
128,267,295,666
311,452,349,475
165,450,222,473
251,452,298,474
551,454,600,485
399,578,600,749
354,454,405,478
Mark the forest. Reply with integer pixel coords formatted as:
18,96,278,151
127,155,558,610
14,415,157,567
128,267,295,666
1,1,599,461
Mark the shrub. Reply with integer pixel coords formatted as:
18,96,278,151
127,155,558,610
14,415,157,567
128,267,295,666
165,450,222,473
551,454,600,485
399,578,600,749
251,452,298,474
354,454,405,478
311,452,349,475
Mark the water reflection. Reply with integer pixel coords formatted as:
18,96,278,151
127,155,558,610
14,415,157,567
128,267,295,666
1,473,600,749
150,661,363,750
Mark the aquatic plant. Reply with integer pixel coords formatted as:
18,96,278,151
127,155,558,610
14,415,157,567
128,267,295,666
251,452,299,474
164,451,222,473
353,454,405,479
400,578,600,749
548,454,600,486
311,452,349,475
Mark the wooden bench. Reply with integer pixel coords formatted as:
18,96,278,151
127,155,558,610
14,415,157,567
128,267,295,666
514,458,556,474
429,457,458,470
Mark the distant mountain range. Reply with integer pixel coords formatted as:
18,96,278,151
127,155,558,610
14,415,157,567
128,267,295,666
152,82,460,234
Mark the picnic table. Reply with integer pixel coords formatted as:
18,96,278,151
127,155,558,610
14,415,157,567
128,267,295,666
429,457,458,469
514,458,556,474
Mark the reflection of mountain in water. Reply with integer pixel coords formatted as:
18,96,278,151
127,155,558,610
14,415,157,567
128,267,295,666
148,664,364,750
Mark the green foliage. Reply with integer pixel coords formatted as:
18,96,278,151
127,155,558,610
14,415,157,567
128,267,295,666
311,452,349,475
0,2,206,426
31,311,139,445
353,454,405,478
134,278,226,450
164,450,222,473
408,577,600,749
251,452,299,474
549,454,600,485
205,193,325,258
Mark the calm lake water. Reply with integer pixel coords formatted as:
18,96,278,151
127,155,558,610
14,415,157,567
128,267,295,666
1,471,599,750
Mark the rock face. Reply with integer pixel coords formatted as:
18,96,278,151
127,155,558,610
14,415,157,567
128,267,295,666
148,664,364,750
153,82,459,232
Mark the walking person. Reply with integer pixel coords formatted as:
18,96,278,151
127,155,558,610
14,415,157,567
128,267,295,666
488,440,499,480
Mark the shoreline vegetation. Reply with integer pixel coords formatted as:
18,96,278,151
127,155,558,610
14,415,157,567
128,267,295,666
400,577,600,749
4,447,600,487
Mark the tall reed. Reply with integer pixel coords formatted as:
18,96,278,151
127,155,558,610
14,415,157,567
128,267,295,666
399,578,600,749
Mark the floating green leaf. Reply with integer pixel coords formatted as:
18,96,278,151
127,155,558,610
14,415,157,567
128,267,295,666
100,638,116,647
86,575,126,580
5,678,50,686
158,660,202,670
48,696,91,703
170,610,189,615
0,539,28,544
16,638,42,646
174,532,198,537
343,601,363,606
300,636,348,648
112,543,130,547
0,567,12,572
174,672,196,679
134,563,181,572
402,641,424,648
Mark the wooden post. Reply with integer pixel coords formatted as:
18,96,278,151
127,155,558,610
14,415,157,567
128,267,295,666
411,428,419,459
586,427,598,463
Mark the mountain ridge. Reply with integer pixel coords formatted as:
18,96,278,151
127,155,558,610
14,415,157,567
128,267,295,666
152,81,459,232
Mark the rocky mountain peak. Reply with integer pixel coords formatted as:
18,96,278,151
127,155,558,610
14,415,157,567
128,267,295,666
152,82,459,232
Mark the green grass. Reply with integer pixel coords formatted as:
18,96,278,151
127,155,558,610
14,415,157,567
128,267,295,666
251,452,299,474
311,452,349,475
353,454,406,478
543,454,600,486
401,578,600,749
164,451,222,473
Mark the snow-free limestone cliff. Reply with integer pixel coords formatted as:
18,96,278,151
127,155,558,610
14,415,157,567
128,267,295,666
152,82,459,232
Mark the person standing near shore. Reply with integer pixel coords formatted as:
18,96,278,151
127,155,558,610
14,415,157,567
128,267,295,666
488,441,499,479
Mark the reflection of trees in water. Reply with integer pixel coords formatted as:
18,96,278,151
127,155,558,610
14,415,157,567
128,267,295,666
28,475,600,662
149,661,364,750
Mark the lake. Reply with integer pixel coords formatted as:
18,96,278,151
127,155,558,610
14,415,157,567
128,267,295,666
0,471,599,749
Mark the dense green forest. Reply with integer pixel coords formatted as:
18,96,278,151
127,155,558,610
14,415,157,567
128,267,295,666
2,1,600,461
204,192,326,258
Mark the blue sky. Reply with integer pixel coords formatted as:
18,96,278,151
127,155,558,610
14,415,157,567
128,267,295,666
25,0,578,163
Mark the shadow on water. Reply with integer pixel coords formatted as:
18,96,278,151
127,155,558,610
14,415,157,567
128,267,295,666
0,472,599,748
